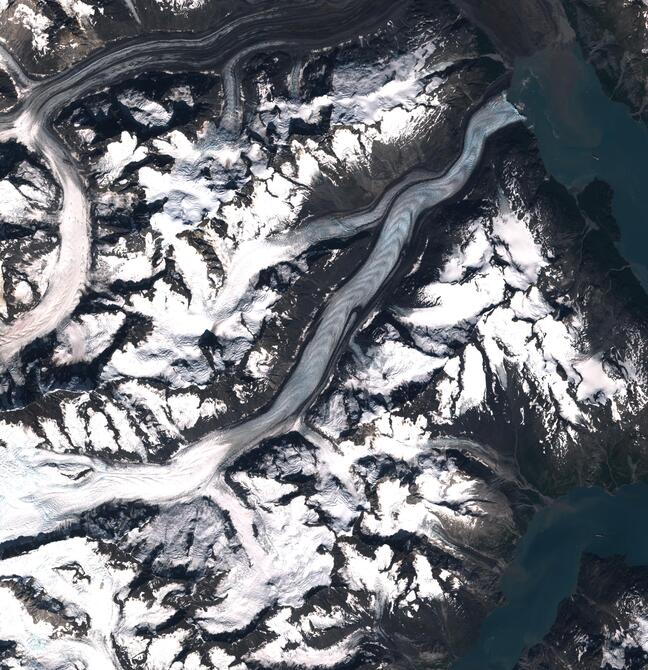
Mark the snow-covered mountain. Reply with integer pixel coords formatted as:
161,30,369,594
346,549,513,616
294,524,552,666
1,0,648,668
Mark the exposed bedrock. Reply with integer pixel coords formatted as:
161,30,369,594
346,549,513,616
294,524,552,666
0,94,521,547
0,0,408,367
450,0,574,59
1,1,648,668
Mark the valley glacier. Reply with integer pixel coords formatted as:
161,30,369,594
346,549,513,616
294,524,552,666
1,0,648,668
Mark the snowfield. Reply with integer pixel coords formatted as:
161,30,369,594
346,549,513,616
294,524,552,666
0,3,647,668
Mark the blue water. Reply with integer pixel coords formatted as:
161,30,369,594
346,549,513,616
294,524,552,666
509,42,648,287
454,42,648,669
454,484,648,670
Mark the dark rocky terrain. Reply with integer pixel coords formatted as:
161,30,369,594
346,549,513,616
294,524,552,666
565,0,648,126
0,0,648,669
517,553,648,669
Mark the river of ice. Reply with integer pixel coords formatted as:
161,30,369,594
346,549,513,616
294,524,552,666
0,94,521,546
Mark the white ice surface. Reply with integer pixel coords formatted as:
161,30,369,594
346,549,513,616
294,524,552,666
54,311,125,365
118,90,172,127
0,122,91,366
11,5,51,54
0,537,135,670
99,131,148,185
347,337,446,397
